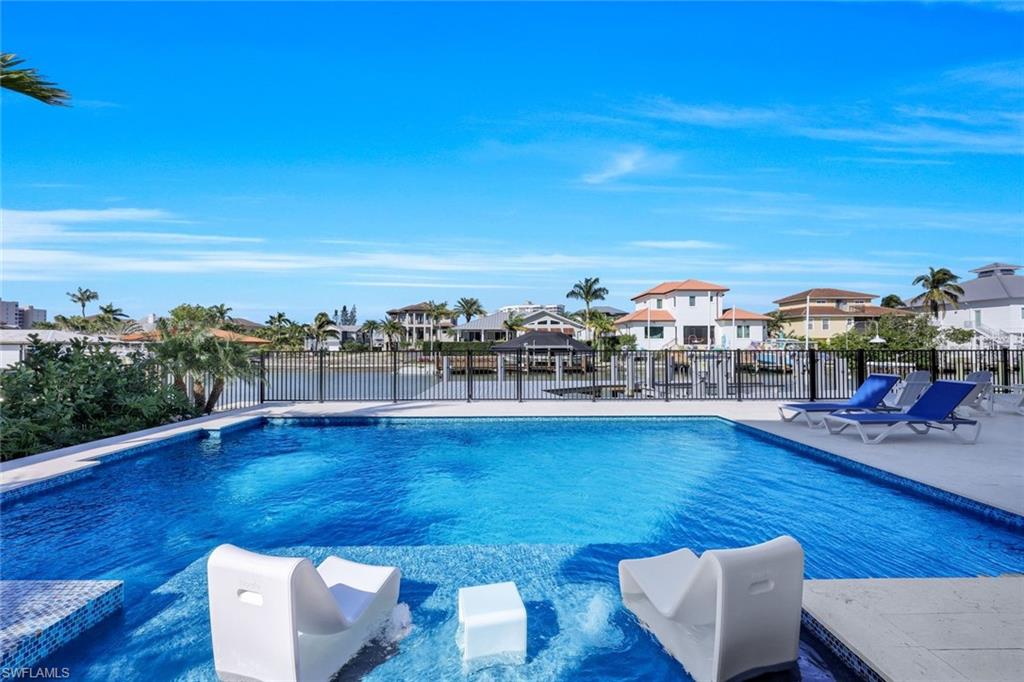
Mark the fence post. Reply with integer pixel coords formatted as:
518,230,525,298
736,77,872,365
391,350,398,403
592,351,598,402
1001,347,1011,387
317,350,325,402
259,352,266,404
735,349,742,401
929,348,939,383
855,348,866,389
664,351,670,402
808,349,818,401
466,350,473,402
517,349,523,402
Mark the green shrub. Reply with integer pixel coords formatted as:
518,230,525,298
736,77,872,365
0,338,197,460
432,341,496,352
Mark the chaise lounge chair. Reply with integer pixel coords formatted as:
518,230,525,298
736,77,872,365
824,380,981,445
957,370,994,416
778,373,900,426
881,370,931,411
208,544,401,682
619,536,804,682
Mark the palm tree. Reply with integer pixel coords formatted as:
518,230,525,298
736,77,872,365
765,310,786,339
453,297,486,324
98,303,128,319
425,300,452,351
502,314,527,339
566,277,608,338
1,53,70,106
359,319,382,348
880,294,905,309
380,319,405,350
308,312,338,351
910,267,965,319
67,287,99,316
209,304,233,325
266,312,291,327
586,311,616,346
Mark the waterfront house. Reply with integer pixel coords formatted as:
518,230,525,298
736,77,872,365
386,302,453,347
772,288,909,340
915,263,1024,348
450,308,585,343
614,279,732,350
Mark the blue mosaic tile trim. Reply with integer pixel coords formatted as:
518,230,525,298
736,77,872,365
0,580,123,671
268,415,717,427
802,610,883,682
730,420,1024,530
204,416,266,435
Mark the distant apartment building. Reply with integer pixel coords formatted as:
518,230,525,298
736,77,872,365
614,280,769,350
772,288,907,340
0,300,48,329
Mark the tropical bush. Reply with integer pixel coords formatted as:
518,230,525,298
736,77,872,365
818,313,948,350
0,338,196,460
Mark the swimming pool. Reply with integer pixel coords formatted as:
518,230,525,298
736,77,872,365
2,417,1021,680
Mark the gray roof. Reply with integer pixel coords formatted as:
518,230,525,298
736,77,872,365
574,305,627,317
491,331,591,351
452,309,583,331
954,272,1024,303
970,262,1022,274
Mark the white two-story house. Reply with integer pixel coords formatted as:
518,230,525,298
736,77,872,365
923,262,1024,348
614,279,769,350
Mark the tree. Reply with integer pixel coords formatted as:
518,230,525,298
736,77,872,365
359,319,381,347
454,297,486,324
380,319,405,350
502,314,527,338
347,305,358,326
566,277,608,337
98,303,128,320
1,53,70,106
152,317,256,413
307,312,338,351
819,313,942,351
910,267,964,319
67,287,99,316
881,294,905,309
209,304,233,325
425,300,452,351
266,312,291,327
764,310,787,338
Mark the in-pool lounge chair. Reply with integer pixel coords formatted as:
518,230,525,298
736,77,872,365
619,536,804,682
824,380,981,445
208,544,401,682
778,373,900,426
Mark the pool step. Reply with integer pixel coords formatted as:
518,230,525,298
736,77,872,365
0,580,124,671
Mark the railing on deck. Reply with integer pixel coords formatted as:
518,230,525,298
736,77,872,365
236,348,1024,404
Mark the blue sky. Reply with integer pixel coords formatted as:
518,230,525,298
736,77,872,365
3,1,1022,323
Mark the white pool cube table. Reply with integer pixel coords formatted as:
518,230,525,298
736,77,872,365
457,581,527,663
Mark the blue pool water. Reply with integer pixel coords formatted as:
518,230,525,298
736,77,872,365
1,417,1021,680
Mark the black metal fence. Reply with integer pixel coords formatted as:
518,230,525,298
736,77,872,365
201,348,1024,408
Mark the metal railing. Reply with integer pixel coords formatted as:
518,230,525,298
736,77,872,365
241,348,1024,403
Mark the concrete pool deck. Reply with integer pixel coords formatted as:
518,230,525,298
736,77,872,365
2,400,1021,681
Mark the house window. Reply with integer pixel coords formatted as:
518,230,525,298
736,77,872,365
822,319,830,330
737,325,751,338
688,296,696,307
645,326,664,339
974,310,982,326
656,298,663,309
815,299,827,304
806,320,814,331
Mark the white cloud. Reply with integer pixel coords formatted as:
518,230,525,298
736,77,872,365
581,148,677,185
628,240,729,250
2,207,262,244
633,97,792,127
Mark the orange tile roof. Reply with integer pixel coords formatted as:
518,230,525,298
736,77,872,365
122,329,271,345
631,279,729,300
717,307,772,322
774,288,877,304
614,309,676,325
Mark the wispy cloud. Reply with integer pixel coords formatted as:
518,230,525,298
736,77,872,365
944,59,1024,91
581,148,676,185
628,240,729,250
633,97,792,128
2,208,261,244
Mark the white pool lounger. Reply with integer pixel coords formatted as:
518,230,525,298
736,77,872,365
619,536,804,682
207,544,401,682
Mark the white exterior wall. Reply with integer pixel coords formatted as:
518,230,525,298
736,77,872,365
716,321,767,349
623,290,726,349
0,343,23,368
932,299,1024,336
